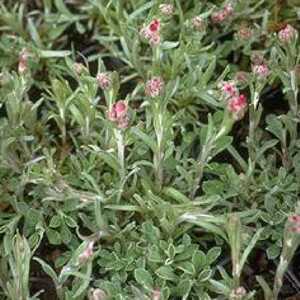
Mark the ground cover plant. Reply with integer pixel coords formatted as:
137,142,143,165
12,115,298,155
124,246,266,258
0,0,300,299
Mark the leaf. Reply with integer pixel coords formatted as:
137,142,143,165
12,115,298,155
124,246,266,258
240,228,264,271
131,127,156,151
155,266,177,282
33,257,59,286
207,247,221,264
134,268,154,291
39,50,71,58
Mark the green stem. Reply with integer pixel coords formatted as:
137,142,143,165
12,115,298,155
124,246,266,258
114,129,125,181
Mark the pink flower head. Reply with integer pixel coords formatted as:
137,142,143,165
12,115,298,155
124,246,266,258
145,77,164,97
97,72,112,90
288,214,300,233
192,16,205,31
149,19,160,32
159,4,174,16
252,63,270,79
79,241,94,263
18,48,29,74
211,11,226,24
228,94,247,120
211,4,234,24
220,81,239,98
278,24,297,43
140,19,161,46
107,100,129,129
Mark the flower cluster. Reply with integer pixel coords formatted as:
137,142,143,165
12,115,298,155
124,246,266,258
288,215,300,233
219,81,239,98
278,24,297,43
140,19,161,46
211,3,234,24
219,81,247,120
159,4,174,16
252,63,269,79
18,48,29,74
145,76,165,97
107,100,129,129
97,72,112,90
89,288,107,300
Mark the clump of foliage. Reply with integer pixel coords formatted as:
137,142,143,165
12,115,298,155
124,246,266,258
0,0,300,299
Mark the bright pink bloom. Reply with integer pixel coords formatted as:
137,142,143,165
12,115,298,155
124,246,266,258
149,19,160,32
108,100,129,129
228,94,247,120
220,81,239,98
145,77,164,97
252,63,270,78
278,24,297,43
97,73,112,90
159,4,174,16
140,19,161,46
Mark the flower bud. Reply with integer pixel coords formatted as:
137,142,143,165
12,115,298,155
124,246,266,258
107,100,129,129
278,24,297,43
152,289,161,300
236,26,252,40
18,48,29,74
74,63,85,75
227,94,247,120
192,16,205,31
252,63,270,79
159,4,174,16
96,73,112,90
145,76,164,98
89,288,107,300
79,241,94,263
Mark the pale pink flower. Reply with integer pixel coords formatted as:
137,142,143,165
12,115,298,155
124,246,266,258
192,16,205,31
145,77,164,97
89,288,107,300
96,72,112,90
220,81,239,98
74,63,84,75
159,4,174,16
228,94,247,120
252,63,270,79
278,24,297,43
79,241,94,263
107,100,129,129
152,289,161,300
224,3,234,16
18,48,29,74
